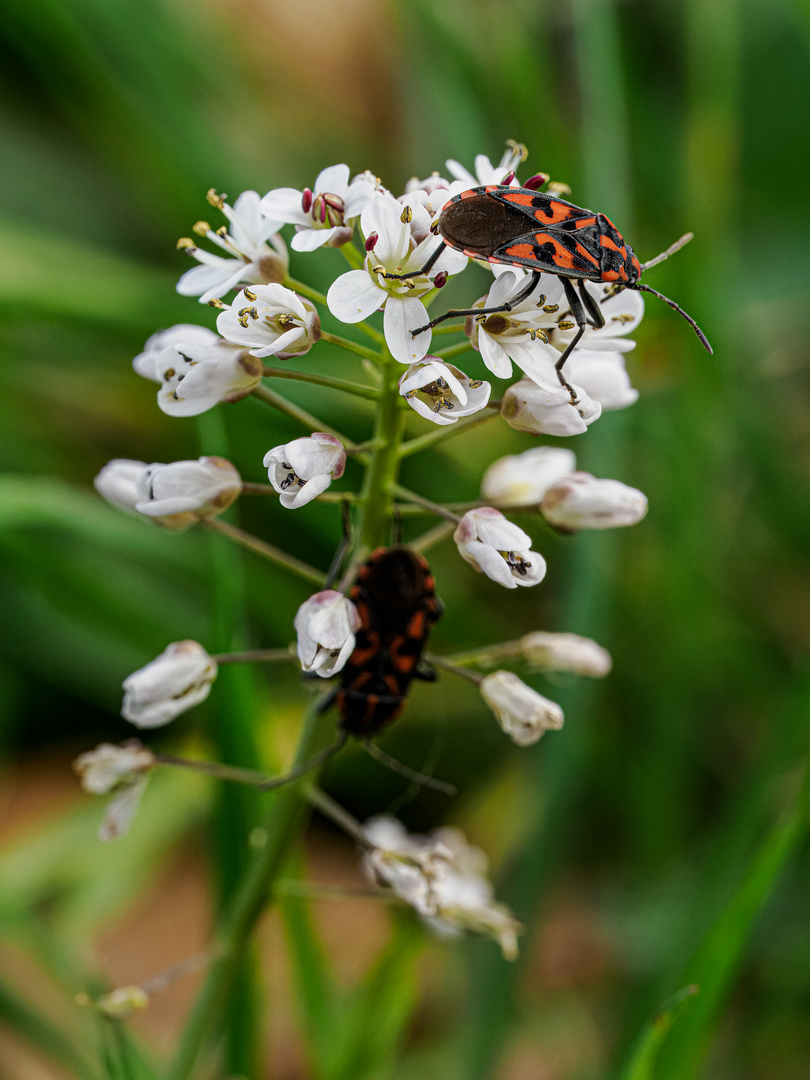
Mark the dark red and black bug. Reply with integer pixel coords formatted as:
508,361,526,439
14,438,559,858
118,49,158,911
258,545,451,795
337,545,443,736
383,183,712,401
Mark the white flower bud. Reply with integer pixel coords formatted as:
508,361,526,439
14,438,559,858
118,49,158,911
122,640,218,728
294,590,362,677
453,507,546,589
362,816,521,959
564,349,639,411
217,284,321,359
73,740,155,793
73,741,156,842
132,324,219,382
481,446,577,507
95,986,150,1020
520,632,612,677
541,471,648,531
399,358,490,426
94,459,147,512
134,456,242,529
480,670,564,747
502,378,601,436
263,434,346,509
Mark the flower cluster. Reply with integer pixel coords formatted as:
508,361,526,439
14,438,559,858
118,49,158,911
79,144,653,962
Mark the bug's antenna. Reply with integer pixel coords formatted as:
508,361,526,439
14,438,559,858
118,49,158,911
641,232,694,270
634,282,713,354
363,739,456,796
325,499,353,589
257,732,348,791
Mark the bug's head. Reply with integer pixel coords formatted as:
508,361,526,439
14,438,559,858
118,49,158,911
625,245,642,285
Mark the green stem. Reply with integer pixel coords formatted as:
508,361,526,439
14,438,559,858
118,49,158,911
305,785,370,847
284,275,326,306
434,341,474,361
320,330,384,364
212,648,296,665
339,241,365,270
251,384,357,447
165,696,336,1080
399,404,501,458
154,753,271,787
262,366,379,400
410,520,456,553
425,651,484,685
201,518,326,587
354,349,408,554
390,482,461,524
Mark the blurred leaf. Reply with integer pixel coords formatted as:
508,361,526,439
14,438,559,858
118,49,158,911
619,984,699,1080
0,975,102,1080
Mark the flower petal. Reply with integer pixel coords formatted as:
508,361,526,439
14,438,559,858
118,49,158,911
327,270,386,323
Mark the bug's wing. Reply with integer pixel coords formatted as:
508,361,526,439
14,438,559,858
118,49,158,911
489,227,603,278
492,189,597,226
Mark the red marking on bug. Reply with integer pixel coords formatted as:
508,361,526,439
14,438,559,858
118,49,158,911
504,242,536,260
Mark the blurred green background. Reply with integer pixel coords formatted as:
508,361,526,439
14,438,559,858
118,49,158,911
1,0,809,1078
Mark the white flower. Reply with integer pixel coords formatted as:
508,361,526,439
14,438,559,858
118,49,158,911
326,193,467,365
263,434,346,509
399,359,491,426
176,189,288,304
294,590,362,677
94,459,147,512
399,174,454,242
541,472,648,531
135,457,242,529
502,378,601,436
95,987,150,1019
446,141,527,188
480,670,564,747
260,163,380,252
453,507,546,589
363,816,521,959
563,349,639,411
73,740,156,843
156,340,263,417
216,284,321,359
132,325,219,382
122,640,217,728
520,632,612,677
481,446,577,507
554,282,644,353
466,271,571,386
73,740,156,794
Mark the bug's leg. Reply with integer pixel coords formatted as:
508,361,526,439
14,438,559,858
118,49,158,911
257,731,347,791
412,661,438,683
378,240,447,282
552,278,592,403
324,498,353,589
410,270,543,336
577,279,605,328
317,688,339,713
363,738,456,796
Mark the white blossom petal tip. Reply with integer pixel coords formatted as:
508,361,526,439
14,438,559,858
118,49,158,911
519,632,612,677
121,641,218,729
94,460,148,513
294,591,362,677
263,434,346,509
480,670,564,747
541,472,648,531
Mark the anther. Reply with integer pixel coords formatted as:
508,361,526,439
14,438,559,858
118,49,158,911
301,188,313,214
501,171,516,185
468,379,484,389
400,205,413,225
193,221,211,236
365,232,379,252
430,220,441,235
207,298,227,309
611,313,634,323
524,173,550,191
433,271,448,289
176,238,196,250
243,287,257,301
543,304,559,313
557,320,576,331
206,189,226,209
534,294,546,306
216,226,228,237
547,181,572,196
371,264,386,275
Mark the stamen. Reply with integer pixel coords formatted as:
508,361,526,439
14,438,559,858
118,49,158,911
243,287,257,301
400,205,413,225
206,189,226,209
430,220,441,235
534,294,546,307
468,379,484,389
557,320,576,331
301,188,313,214
433,271,448,289
193,221,211,236
543,304,559,313
524,172,550,191
365,232,379,252
176,238,196,250
434,396,454,413
207,298,227,309
547,181,572,196
216,226,229,238
501,171,516,185
611,313,634,323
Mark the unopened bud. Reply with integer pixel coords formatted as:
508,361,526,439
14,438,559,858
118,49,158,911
301,187,313,213
433,271,448,289
524,173,550,191
96,986,149,1020
365,231,379,252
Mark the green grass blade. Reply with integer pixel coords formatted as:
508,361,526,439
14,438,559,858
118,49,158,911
620,984,699,1080
0,976,103,1080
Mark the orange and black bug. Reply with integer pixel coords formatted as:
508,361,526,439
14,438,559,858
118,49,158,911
337,545,443,737
383,183,712,401
258,546,452,795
